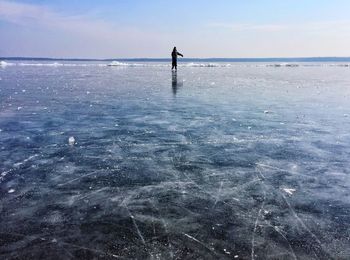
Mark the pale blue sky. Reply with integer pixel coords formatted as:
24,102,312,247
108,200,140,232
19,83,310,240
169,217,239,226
1,0,350,58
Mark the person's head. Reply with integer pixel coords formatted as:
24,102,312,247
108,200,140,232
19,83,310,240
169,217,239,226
173,47,177,52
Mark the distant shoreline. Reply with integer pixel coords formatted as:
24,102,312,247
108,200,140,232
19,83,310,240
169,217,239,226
1,57,350,62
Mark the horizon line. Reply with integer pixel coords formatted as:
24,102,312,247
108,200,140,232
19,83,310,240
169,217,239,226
1,56,350,62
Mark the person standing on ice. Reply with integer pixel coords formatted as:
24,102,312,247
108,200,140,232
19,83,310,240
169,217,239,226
171,47,183,71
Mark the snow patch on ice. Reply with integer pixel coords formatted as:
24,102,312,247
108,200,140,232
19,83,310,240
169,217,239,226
108,61,143,67
68,136,75,146
18,62,64,67
0,61,15,67
282,188,296,195
267,63,299,67
184,62,231,68
13,155,38,168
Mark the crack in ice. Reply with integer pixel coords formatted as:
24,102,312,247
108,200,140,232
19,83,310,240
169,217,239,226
264,222,297,260
183,233,217,256
251,193,266,260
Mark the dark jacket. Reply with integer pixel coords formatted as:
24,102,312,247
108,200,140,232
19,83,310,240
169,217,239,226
172,50,183,62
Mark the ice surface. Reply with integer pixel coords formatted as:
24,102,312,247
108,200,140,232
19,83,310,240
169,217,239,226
0,63,350,259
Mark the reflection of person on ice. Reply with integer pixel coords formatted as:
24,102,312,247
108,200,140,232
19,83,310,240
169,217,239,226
171,47,183,71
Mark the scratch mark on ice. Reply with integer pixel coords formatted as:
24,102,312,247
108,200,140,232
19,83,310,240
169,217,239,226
280,193,322,245
264,222,297,260
183,233,217,255
212,181,223,208
251,194,266,260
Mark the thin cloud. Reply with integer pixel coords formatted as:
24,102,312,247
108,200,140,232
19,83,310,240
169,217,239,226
208,20,350,33
0,0,115,37
0,0,171,57
0,0,47,25
208,22,288,32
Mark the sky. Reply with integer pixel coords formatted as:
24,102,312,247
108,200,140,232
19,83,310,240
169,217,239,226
0,0,350,58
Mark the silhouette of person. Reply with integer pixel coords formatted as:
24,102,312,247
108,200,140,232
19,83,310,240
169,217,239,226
171,47,183,71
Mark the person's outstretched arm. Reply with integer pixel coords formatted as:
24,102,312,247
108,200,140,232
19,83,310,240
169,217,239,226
177,52,183,57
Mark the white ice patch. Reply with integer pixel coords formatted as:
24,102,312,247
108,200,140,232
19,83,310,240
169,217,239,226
13,155,38,168
223,248,231,255
108,61,143,67
267,63,299,67
8,189,15,193
329,63,350,67
282,188,296,195
68,136,75,146
18,62,64,67
184,63,231,68
0,61,15,67
0,170,11,183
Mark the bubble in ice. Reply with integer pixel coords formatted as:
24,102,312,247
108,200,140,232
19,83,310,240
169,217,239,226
8,189,15,193
264,110,271,114
68,136,75,146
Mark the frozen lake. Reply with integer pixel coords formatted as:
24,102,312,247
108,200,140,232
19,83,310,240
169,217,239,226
1,62,350,259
